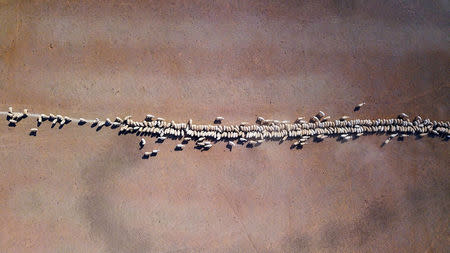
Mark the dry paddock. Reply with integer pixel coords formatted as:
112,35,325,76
0,1,449,252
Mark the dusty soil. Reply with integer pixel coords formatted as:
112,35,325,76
0,1,449,252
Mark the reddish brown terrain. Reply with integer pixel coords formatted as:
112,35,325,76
0,1,448,252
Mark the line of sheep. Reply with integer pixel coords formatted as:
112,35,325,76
3,103,449,157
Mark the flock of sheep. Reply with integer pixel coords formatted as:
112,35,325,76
3,103,449,157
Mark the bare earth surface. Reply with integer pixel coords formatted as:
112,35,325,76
0,1,449,252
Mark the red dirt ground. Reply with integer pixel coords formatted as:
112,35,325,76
0,1,448,252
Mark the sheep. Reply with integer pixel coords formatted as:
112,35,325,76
389,133,398,138
321,116,331,122
343,136,352,141
295,117,305,123
355,102,365,110
311,116,320,123
140,138,146,148
29,128,38,135
317,134,327,139
3,108,448,152
398,113,409,119
13,113,24,119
